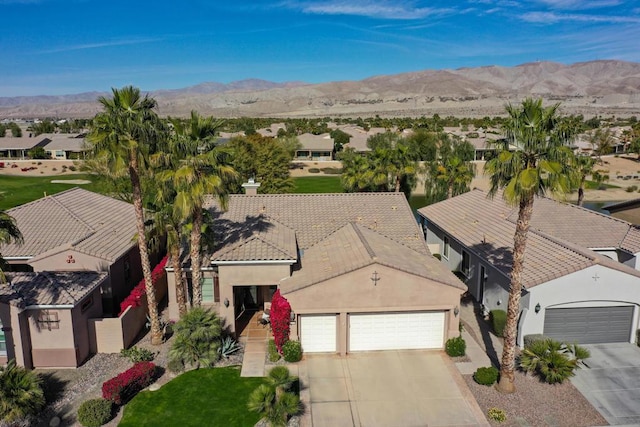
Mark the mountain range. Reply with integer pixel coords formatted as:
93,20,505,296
2,60,640,119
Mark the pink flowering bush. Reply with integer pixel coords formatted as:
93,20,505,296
270,290,292,353
119,256,168,316
102,362,156,405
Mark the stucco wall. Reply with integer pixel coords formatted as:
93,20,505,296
28,308,77,367
521,265,640,345
282,263,464,355
71,288,103,365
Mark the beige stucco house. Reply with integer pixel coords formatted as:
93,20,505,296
0,271,105,368
0,188,153,315
167,191,466,355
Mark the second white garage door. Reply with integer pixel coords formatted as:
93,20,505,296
349,312,445,351
300,315,337,352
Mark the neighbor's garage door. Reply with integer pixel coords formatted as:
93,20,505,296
300,315,337,352
544,306,634,344
349,312,445,351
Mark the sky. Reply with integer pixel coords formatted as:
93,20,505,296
1,0,639,97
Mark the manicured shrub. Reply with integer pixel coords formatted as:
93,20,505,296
68,165,77,171
270,290,292,353
282,340,303,362
167,358,185,373
268,339,281,362
490,310,507,337
487,408,506,423
445,336,466,357
102,362,156,405
77,398,113,427
308,168,320,173
473,366,499,386
523,334,547,347
320,167,342,174
627,185,638,192
120,346,154,363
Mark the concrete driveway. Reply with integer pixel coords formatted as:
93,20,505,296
298,351,487,427
571,344,640,425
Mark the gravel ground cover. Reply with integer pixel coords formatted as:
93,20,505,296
464,370,608,427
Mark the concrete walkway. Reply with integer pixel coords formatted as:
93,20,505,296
239,311,270,377
456,301,503,374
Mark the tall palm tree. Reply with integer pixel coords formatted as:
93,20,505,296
87,86,164,345
0,210,22,283
164,111,236,307
573,155,596,207
485,98,573,393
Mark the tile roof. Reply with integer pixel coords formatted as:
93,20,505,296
0,136,49,150
0,271,106,308
42,135,87,151
296,133,334,151
1,188,138,262
206,192,463,289
418,189,640,288
281,223,465,291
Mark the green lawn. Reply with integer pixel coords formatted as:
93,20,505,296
119,367,264,427
0,174,108,210
292,176,343,193
584,180,620,190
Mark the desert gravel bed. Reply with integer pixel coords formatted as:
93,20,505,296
464,371,608,426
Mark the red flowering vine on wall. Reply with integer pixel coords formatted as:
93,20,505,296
270,289,292,353
118,256,168,316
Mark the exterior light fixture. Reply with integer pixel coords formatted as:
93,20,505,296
290,311,295,322
454,306,459,317
535,303,541,314
223,298,229,308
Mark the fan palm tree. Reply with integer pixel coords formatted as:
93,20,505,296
484,98,574,393
168,307,222,369
248,366,301,427
339,148,373,192
0,210,23,283
87,86,164,345
0,360,45,423
589,128,614,164
573,155,596,207
162,112,236,307
436,155,476,199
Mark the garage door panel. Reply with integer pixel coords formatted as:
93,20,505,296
300,315,336,353
544,306,633,344
349,312,444,351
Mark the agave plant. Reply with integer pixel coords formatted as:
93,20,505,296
218,336,241,359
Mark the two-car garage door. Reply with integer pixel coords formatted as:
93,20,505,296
300,311,445,353
544,306,634,344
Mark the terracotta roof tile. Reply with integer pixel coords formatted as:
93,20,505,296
1,271,106,308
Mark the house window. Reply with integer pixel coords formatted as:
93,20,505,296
462,251,470,277
0,325,6,355
55,150,65,158
202,277,219,303
443,236,450,259
37,311,60,330
81,296,93,313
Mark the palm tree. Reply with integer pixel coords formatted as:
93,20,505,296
573,155,596,207
168,307,222,369
248,366,301,427
589,128,614,164
0,360,45,423
436,156,475,199
484,98,573,393
87,86,164,345
163,112,236,307
0,210,23,283
339,148,374,192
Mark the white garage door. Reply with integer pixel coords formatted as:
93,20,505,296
300,315,337,353
349,312,445,351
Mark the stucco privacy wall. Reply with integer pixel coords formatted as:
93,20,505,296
521,265,640,345
283,264,463,355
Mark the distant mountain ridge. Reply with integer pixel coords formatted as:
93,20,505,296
2,60,640,118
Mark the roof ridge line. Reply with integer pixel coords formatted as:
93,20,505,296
49,191,96,233
351,223,377,259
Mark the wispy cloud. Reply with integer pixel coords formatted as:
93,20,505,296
282,0,454,20
520,11,640,23
37,37,162,54
534,0,622,10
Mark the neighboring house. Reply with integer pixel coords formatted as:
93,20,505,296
0,188,150,315
0,271,105,368
604,199,640,225
294,133,334,161
442,126,503,161
418,189,640,347
41,134,88,160
167,190,465,354
0,135,50,159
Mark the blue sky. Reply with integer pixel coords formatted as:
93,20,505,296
1,0,639,97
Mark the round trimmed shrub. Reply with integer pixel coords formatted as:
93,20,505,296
282,340,303,362
308,168,320,173
445,336,466,357
77,398,113,427
473,366,499,386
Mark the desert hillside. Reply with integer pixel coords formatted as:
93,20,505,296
1,60,640,119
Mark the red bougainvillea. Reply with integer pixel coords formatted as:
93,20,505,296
119,256,168,316
102,361,156,405
270,289,292,353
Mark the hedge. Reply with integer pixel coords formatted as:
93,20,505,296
102,362,156,405
490,310,507,337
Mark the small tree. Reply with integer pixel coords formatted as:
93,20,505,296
27,146,49,159
169,307,222,369
270,290,292,353
0,360,45,423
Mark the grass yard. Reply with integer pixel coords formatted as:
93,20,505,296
119,367,264,427
0,174,108,210
292,176,343,193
